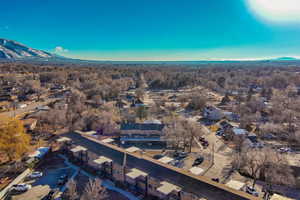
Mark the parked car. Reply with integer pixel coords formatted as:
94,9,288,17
216,130,224,136
278,147,292,153
199,137,206,142
28,171,43,179
170,160,182,168
10,184,32,192
44,189,55,200
245,186,259,197
201,141,209,148
177,152,188,159
172,151,188,160
18,104,27,109
250,142,264,149
58,174,68,185
192,156,204,166
211,178,219,182
262,133,277,140
172,151,179,157
153,154,164,160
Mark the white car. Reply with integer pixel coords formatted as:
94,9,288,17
28,171,43,179
18,104,27,109
10,184,32,192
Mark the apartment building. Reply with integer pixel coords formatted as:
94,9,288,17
56,132,259,200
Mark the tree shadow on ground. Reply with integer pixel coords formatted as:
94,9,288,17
220,163,235,183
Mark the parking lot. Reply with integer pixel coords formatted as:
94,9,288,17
8,155,75,200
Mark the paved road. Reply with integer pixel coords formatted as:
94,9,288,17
0,98,57,118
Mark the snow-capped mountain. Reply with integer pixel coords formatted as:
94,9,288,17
0,38,54,60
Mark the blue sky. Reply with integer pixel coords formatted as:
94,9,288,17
1,0,300,61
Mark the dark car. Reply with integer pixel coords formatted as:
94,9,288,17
172,151,188,160
172,151,179,157
216,129,224,136
192,156,204,166
199,137,206,142
177,152,188,159
211,178,220,182
43,189,56,200
153,154,164,160
58,174,68,185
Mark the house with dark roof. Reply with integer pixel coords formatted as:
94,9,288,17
115,99,128,109
203,106,224,121
130,98,145,107
56,132,259,200
120,122,165,147
0,94,13,102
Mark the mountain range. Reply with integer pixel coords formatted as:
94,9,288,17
0,38,299,64
0,38,55,60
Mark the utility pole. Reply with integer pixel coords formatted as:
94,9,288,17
123,153,127,182
212,143,215,166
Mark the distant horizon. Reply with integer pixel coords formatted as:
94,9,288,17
2,37,300,62
65,55,300,62
1,0,300,61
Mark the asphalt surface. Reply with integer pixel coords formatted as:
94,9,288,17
10,159,75,200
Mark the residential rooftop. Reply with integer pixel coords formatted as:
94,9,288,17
120,123,165,131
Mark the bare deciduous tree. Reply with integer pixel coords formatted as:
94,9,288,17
163,116,203,152
41,108,67,132
135,88,145,100
186,93,207,111
64,179,79,200
163,117,186,151
81,178,107,200
239,148,269,189
263,151,295,195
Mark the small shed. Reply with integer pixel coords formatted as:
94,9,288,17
189,167,204,175
93,156,112,165
156,181,181,196
56,137,71,143
158,156,174,164
82,131,97,136
270,194,295,200
125,146,141,153
225,180,246,191
70,145,87,153
101,138,114,144
126,168,148,180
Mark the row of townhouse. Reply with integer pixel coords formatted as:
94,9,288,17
55,132,259,200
